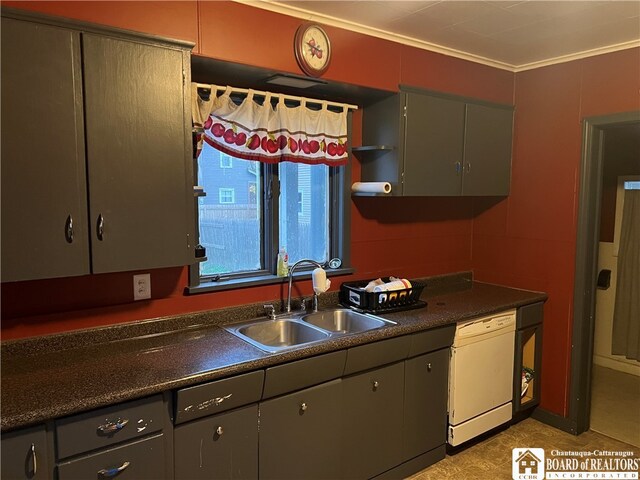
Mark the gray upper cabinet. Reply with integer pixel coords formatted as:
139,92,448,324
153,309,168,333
1,18,90,282
403,93,466,196
462,103,514,196
356,86,514,197
0,11,194,282
82,34,192,273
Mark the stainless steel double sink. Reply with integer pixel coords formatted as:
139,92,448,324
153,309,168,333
224,308,396,353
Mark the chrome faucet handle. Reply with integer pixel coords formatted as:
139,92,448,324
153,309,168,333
263,304,276,320
299,298,309,312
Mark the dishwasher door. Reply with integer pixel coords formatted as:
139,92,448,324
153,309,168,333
449,311,516,426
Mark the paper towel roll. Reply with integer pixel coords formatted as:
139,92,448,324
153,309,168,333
351,182,392,194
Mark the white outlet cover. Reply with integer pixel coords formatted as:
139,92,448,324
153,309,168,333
133,273,151,301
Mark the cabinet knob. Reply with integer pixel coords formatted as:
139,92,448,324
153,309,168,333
455,162,462,175
300,402,308,412
372,380,379,390
427,363,432,372
216,426,224,436
466,162,471,174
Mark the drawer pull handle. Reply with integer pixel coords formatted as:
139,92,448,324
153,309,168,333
30,443,37,475
373,381,380,390
427,363,432,372
97,418,129,435
300,402,308,412
97,214,105,241
65,215,74,243
98,461,130,478
216,426,224,436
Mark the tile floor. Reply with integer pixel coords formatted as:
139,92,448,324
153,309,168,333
407,418,639,479
590,364,640,447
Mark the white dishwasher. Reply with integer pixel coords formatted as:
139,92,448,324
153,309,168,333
448,310,515,446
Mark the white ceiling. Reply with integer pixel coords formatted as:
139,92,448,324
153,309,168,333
255,0,640,71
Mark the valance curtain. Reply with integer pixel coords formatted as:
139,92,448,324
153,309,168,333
612,188,640,361
192,84,349,166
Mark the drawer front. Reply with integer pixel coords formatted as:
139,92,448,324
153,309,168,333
175,370,264,424
344,335,411,375
1,424,51,480
517,302,544,329
262,350,346,399
57,433,164,480
55,395,164,459
408,325,455,357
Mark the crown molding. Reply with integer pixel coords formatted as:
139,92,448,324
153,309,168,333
237,0,640,74
513,40,640,72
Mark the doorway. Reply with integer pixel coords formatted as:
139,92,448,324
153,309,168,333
590,127,640,446
570,112,640,437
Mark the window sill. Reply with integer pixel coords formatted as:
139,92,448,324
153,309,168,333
186,267,355,295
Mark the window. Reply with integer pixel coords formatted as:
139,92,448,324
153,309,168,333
218,188,235,204
192,140,349,288
220,153,233,168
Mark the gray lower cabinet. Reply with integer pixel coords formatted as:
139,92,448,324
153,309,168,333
57,433,165,480
1,424,52,480
356,86,513,197
174,405,258,480
259,379,343,480
403,348,450,461
0,10,194,282
342,362,405,479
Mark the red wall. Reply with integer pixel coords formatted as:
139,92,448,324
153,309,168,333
472,48,640,416
0,1,512,341
3,0,638,420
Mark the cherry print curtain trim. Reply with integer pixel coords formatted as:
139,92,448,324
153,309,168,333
192,84,349,166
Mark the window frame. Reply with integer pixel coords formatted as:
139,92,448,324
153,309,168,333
187,112,353,293
219,153,233,169
218,187,235,204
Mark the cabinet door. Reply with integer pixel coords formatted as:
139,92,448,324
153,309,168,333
82,34,191,273
174,405,258,480
1,17,89,282
462,103,513,196
259,379,342,480
403,348,449,461
403,93,465,196
1,425,52,480
342,362,404,479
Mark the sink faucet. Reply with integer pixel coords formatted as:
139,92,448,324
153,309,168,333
286,259,324,313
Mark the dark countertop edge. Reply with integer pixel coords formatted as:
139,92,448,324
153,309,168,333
1,273,548,431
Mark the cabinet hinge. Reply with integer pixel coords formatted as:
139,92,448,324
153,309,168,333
182,70,186,86
403,105,407,118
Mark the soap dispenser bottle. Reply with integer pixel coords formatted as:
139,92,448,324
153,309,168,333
277,246,289,277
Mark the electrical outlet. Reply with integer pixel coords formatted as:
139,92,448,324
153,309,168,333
133,273,151,301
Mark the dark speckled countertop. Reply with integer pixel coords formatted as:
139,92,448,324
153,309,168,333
1,272,546,431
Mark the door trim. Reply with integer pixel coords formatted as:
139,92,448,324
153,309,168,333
570,110,640,434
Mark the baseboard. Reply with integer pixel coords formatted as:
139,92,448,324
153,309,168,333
593,355,640,377
373,445,446,480
531,407,577,434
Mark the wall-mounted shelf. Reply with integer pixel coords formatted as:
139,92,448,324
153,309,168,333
351,191,392,197
351,145,395,152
